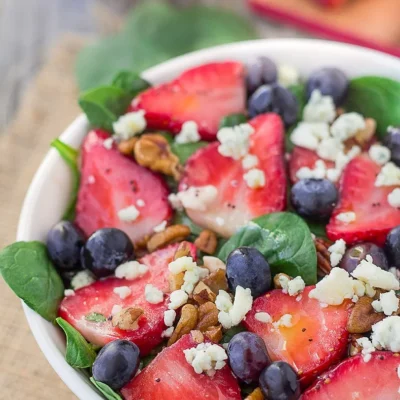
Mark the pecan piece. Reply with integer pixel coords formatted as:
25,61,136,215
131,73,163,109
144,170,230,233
203,325,223,343
202,269,228,294
348,333,364,357
167,304,198,346
315,238,332,277
147,224,191,253
111,307,144,331
196,301,219,332
118,137,139,156
194,230,218,255
203,256,226,273
245,388,264,400
174,241,192,260
193,281,217,304
168,272,185,292
347,296,385,334
273,273,291,290
190,330,204,344
354,118,377,147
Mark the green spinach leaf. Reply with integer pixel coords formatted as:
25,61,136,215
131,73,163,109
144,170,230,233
90,378,123,400
221,324,247,344
0,242,64,321
289,83,306,122
219,113,248,129
345,76,400,137
171,141,208,164
51,139,80,220
306,220,327,240
56,317,97,368
111,71,150,97
172,210,204,236
85,312,107,323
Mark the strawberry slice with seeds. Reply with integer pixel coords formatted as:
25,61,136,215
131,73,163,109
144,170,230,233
121,333,241,400
58,243,196,355
243,287,351,387
327,154,400,245
179,114,286,237
302,352,400,399
74,129,172,244
131,62,246,141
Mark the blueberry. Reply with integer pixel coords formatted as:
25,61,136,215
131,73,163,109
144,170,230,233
385,225,400,269
227,332,271,383
226,247,271,298
291,179,338,222
246,57,278,94
259,362,300,400
383,126,400,167
248,85,273,118
46,221,85,271
92,340,140,390
340,242,389,273
306,67,349,106
81,228,134,277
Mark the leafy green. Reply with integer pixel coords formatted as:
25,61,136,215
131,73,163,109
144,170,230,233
140,343,165,368
345,76,400,138
289,83,306,122
76,2,258,91
0,242,64,321
172,210,204,236
221,324,247,344
90,378,123,400
306,220,327,240
56,318,97,368
51,139,80,220
219,113,248,129
111,71,150,97
171,141,208,164
218,212,317,285
78,86,131,132
85,312,107,323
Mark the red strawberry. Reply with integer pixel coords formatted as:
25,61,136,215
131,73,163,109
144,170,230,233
74,130,172,244
121,333,241,400
243,287,351,386
58,242,196,355
315,0,349,7
327,154,400,245
131,62,246,141
302,352,400,399
179,114,286,237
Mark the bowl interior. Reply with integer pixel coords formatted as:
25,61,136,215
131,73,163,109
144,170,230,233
16,39,400,400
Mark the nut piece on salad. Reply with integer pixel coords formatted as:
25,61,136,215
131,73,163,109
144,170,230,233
111,307,144,331
194,230,218,254
167,304,198,346
146,224,191,252
347,296,385,334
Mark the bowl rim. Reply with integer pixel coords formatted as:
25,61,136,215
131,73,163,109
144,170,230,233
16,38,400,400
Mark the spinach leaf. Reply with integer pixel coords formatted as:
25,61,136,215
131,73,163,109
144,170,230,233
56,317,97,368
172,210,204,236
221,324,247,344
289,83,306,122
140,343,165,368
219,113,248,129
51,139,80,220
171,141,208,164
90,378,123,400
345,76,400,138
306,220,328,240
78,86,131,132
218,213,317,285
85,312,107,323
0,242,64,321
111,71,150,97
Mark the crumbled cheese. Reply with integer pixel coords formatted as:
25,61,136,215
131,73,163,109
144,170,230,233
273,314,293,329
371,316,400,352
182,269,201,295
215,290,233,312
303,90,336,124
388,188,400,209
328,239,346,267
390,267,400,281
287,276,306,296
371,290,399,316
242,154,259,170
175,121,201,144
153,220,167,233
203,256,226,273
169,256,197,275
217,124,255,160
356,337,376,363
113,286,132,299
365,283,376,298
278,275,290,293
118,205,140,222
336,212,356,224
216,217,225,226
397,365,400,379
103,137,114,150
88,175,96,184
308,268,354,305
369,144,391,166
330,112,366,142
145,284,164,304
277,64,299,87
115,260,149,280
168,193,183,211
113,110,146,140
164,310,176,327
161,327,174,338
136,199,146,207
296,160,327,180
326,168,341,183
352,255,400,291
316,137,344,161
255,312,272,323
353,280,366,297
375,162,400,187
334,146,361,171
64,289,75,297
177,185,218,211
71,270,95,290
290,122,330,151
352,295,359,303
243,168,266,189
111,305,122,316
168,289,189,310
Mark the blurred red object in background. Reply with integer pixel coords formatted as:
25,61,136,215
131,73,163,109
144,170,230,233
316,0,349,7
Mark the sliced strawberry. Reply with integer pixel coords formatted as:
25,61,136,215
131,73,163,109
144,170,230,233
327,154,400,245
243,287,351,387
74,130,172,244
179,114,286,237
58,243,196,354
121,333,241,400
131,62,246,141
302,352,400,399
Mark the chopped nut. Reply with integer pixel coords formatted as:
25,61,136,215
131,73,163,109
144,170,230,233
111,307,144,331
315,238,332,277
134,134,182,180
354,118,377,147
348,333,364,357
203,256,226,273
167,304,198,346
174,241,192,260
203,325,223,343
273,273,291,289
202,269,228,294
194,230,218,255
193,281,217,304
190,330,204,344
147,225,191,253
245,387,264,400
347,296,385,334
118,137,139,155
196,301,219,332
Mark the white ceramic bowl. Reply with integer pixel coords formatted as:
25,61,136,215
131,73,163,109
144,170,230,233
17,39,400,399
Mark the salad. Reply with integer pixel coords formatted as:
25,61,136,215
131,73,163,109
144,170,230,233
2,56,400,400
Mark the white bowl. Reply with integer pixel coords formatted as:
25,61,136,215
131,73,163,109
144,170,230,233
17,39,400,399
